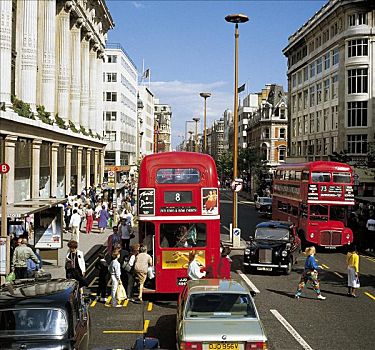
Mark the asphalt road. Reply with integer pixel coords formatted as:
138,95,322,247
85,191,375,350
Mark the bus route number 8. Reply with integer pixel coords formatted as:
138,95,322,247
175,192,181,202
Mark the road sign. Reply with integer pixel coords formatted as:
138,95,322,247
233,227,241,248
233,228,241,236
231,180,243,192
113,166,119,172
0,163,10,174
108,170,115,177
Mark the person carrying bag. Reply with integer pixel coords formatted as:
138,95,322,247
116,280,127,302
108,248,124,307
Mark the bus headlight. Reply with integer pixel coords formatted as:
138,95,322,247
282,250,288,257
310,233,315,238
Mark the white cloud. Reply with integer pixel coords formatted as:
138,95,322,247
148,80,233,149
132,1,145,9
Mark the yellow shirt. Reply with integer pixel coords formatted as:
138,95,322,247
347,252,359,273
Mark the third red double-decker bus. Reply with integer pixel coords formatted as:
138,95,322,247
138,152,221,293
272,161,355,248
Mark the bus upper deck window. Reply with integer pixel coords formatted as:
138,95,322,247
311,172,330,182
333,173,351,183
156,168,200,184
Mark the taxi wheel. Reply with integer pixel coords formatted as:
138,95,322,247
285,259,292,275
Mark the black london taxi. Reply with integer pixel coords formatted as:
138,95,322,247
0,278,90,350
243,221,301,275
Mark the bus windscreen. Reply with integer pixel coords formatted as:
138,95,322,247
160,223,206,247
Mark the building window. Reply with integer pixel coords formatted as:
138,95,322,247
292,74,297,88
104,131,117,141
323,79,330,102
107,55,117,63
316,57,322,74
310,62,315,77
347,134,367,154
323,138,329,155
332,47,339,65
331,75,338,99
297,71,302,85
292,95,297,113
348,39,368,57
330,22,338,37
303,115,308,134
348,14,356,27
297,92,302,111
279,148,286,162
331,106,338,129
297,117,302,135
303,89,308,109
358,13,368,25
323,109,329,131
309,86,315,107
105,92,117,102
279,128,286,139
324,52,330,70
263,128,270,139
280,108,286,119
348,68,368,94
316,83,322,104
303,66,309,81
316,111,321,132
309,41,314,54
309,113,315,134
347,101,368,127
292,118,296,137
106,73,117,82
105,111,117,121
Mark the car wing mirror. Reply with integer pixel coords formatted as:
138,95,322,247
250,290,257,298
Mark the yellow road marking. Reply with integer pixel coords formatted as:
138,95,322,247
105,296,112,306
90,293,97,296
90,299,97,308
321,264,329,269
333,271,344,279
123,299,129,307
359,254,375,263
103,320,150,334
364,292,375,301
147,302,153,311
318,265,324,269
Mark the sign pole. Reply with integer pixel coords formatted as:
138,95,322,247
1,172,8,285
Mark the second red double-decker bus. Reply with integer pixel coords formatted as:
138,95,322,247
272,161,355,248
138,152,221,293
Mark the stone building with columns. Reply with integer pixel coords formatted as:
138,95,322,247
154,100,172,153
0,0,114,204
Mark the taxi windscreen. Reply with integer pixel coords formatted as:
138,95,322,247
0,308,68,337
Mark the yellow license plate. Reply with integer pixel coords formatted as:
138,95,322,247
208,343,239,350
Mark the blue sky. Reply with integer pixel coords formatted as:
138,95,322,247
106,0,327,148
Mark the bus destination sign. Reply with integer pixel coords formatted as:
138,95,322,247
164,191,192,203
160,206,197,214
139,188,155,215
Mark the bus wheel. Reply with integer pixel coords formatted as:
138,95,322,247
285,259,292,275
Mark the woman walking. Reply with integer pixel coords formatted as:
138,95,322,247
347,245,360,297
98,205,110,233
95,253,109,302
65,240,88,288
108,248,122,307
124,244,140,301
134,245,152,301
85,205,94,234
295,246,326,300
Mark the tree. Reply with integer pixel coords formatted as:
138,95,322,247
216,151,233,180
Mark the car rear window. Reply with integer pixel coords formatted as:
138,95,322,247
0,308,68,337
261,198,272,204
185,293,256,319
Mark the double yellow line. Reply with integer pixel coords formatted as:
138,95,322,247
103,320,150,334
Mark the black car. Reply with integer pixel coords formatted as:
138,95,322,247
0,278,90,350
243,221,301,275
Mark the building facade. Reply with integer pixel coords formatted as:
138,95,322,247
138,86,155,157
246,84,288,169
0,0,113,203
210,119,224,160
238,94,259,149
154,100,172,153
283,0,375,165
103,43,138,167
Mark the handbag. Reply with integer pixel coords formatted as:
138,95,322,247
116,282,127,301
147,266,155,279
5,271,16,282
122,259,133,273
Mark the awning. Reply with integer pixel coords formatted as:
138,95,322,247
354,196,375,204
1,198,67,219
101,183,127,191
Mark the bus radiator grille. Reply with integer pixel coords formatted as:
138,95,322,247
259,249,272,263
320,230,342,246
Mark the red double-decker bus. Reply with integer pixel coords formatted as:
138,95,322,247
272,161,355,248
138,152,221,293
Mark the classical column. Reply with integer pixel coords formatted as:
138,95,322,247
0,0,12,105
56,3,72,123
80,33,91,129
86,148,91,188
4,136,17,204
96,51,105,136
89,46,98,132
77,147,83,194
16,0,38,110
51,143,59,198
65,145,72,195
94,149,99,186
70,18,83,125
99,149,105,185
32,139,42,198
37,0,56,113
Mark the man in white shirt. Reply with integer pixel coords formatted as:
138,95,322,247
69,209,81,243
366,216,375,252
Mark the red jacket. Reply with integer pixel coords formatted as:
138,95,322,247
218,256,231,279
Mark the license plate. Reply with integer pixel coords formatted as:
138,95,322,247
257,267,272,271
207,343,239,350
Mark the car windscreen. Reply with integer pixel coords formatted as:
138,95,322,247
185,293,256,319
0,308,68,337
255,227,289,241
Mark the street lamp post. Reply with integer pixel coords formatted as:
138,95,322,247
225,13,249,230
188,131,194,152
200,92,211,153
193,117,200,152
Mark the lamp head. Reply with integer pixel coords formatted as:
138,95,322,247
225,13,249,24
193,117,200,122
200,92,211,99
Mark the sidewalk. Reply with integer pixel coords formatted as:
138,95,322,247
220,232,247,251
